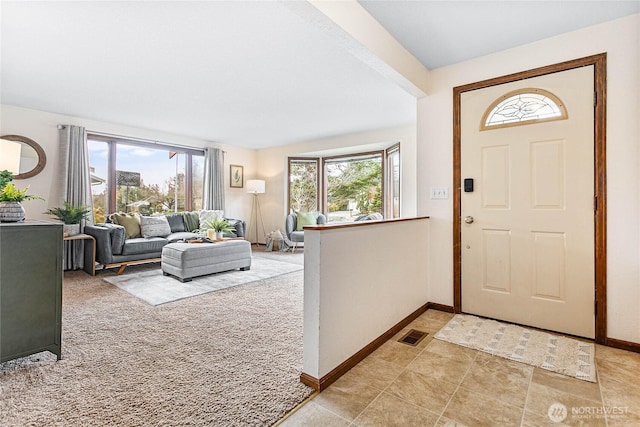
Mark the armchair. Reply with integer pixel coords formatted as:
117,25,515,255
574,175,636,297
285,212,326,252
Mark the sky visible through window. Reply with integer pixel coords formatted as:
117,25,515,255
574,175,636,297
88,141,184,196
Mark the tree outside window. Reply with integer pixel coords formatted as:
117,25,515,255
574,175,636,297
88,137,204,221
288,144,398,224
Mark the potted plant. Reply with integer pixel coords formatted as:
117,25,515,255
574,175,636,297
45,201,91,236
0,170,13,189
0,182,44,222
202,216,235,240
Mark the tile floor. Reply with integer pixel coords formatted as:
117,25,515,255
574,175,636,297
279,310,640,426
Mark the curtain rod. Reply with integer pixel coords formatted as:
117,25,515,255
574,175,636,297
58,126,224,153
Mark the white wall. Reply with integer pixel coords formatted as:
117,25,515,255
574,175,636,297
256,125,417,242
0,105,257,223
303,218,429,380
418,14,640,343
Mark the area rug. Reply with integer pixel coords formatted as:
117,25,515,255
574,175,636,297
0,269,313,426
434,314,596,382
103,257,303,305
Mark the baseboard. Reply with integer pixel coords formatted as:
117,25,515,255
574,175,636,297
425,302,454,313
299,372,320,390
606,337,640,354
300,302,429,391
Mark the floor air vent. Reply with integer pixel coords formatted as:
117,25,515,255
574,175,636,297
398,329,428,346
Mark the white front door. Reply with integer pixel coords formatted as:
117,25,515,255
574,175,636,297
461,66,595,338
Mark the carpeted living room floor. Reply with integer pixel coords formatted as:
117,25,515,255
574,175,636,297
0,246,312,426
5,245,640,426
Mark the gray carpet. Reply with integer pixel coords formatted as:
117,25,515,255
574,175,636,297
103,256,303,305
0,264,314,426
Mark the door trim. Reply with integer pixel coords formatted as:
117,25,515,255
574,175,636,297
453,53,607,344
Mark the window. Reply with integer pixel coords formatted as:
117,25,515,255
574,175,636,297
88,135,204,222
481,88,567,130
288,158,319,213
324,152,383,223
386,144,400,218
288,143,399,223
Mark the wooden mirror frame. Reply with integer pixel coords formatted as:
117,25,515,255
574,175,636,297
0,134,47,179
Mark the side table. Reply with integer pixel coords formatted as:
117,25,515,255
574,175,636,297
63,233,96,276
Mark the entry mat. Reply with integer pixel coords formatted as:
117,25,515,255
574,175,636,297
434,314,596,382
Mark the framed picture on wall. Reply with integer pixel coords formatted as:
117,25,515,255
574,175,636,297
230,165,244,188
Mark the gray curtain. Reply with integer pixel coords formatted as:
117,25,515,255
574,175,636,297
59,125,94,270
203,147,225,210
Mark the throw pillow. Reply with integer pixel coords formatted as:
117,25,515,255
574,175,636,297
110,213,142,239
140,215,172,238
199,210,224,226
103,223,126,255
295,211,319,231
165,213,186,233
183,211,200,232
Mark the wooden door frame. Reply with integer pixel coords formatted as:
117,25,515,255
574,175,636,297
453,53,607,344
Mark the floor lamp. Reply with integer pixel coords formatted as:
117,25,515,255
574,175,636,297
246,179,266,245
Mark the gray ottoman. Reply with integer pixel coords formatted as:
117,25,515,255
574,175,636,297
161,240,251,282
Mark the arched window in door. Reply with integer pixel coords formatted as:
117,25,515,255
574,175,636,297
481,88,567,130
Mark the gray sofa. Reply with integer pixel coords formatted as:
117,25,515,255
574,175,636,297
85,212,245,274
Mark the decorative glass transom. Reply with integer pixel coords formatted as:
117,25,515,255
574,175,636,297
481,88,567,130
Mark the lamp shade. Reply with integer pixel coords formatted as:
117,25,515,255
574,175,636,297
246,179,265,194
0,138,22,174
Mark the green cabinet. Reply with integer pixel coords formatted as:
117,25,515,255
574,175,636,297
0,220,63,362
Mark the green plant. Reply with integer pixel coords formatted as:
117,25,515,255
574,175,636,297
202,216,235,233
45,201,91,224
0,170,13,189
0,182,44,202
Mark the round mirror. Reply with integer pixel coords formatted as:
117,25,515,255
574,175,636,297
0,135,47,179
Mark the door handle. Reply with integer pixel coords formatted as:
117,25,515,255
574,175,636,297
464,216,474,224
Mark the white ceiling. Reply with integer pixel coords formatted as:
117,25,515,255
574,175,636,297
360,1,640,70
1,1,638,149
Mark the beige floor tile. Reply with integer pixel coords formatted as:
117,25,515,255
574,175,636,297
597,356,640,383
312,375,382,422
406,350,473,385
352,391,440,427
278,401,351,427
423,339,478,364
284,312,640,427
408,314,452,335
386,369,458,414
595,344,640,372
458,353,532,408
442,386,524,427
524,405,619,426
525,382,606,426
520,410,567,426
605,408,640,426
341,354,406,391
531,367,602,403
597,372,640,412
421,309,455,322
369,339,423,368
435,416,470,427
